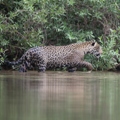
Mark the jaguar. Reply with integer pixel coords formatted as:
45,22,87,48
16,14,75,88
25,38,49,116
6,40,102,72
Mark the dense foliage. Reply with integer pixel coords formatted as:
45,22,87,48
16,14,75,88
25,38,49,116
0,0,120,70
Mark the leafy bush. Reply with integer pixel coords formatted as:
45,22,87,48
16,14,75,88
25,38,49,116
0,48,6,69
0,0,120,70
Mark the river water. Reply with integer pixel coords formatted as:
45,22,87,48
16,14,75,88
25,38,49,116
0,71,120,120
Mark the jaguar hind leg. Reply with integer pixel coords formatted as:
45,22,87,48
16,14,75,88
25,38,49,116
38,63,46,72
37,56,47,72
19,63,27,72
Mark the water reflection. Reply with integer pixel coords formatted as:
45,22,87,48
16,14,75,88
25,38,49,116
0,71,120,120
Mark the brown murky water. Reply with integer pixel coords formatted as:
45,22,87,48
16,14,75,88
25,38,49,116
0,71,120,120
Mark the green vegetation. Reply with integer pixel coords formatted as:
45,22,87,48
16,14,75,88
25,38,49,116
0,0,120,70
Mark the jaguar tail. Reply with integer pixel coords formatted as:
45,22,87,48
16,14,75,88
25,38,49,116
4,57,23,66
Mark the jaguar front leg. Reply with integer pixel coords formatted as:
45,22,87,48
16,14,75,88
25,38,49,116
67,67,77,72
79,61,94,71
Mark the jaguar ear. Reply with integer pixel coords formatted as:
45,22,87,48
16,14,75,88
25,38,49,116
91,41,96,46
